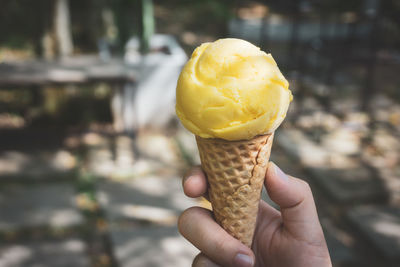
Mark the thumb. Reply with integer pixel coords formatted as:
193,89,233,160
265,162,324,242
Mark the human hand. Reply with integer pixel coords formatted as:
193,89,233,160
178,162,332,267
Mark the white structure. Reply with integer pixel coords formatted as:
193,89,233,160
116,34,187,132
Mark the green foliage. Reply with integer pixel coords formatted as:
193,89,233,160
180,0,234,20
0,0,49,49
318,0,364,13
0,0,399,56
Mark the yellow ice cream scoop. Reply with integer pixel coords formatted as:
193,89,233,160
176,38,292,141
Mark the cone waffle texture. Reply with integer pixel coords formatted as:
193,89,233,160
196,134,274,247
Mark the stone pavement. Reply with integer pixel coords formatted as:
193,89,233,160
0,150,76,181
0,238,89,267
110,225,197,267
347,206,400,260
98,174,200,267
91,130,200,267
0,127,200,267
0,147,91,267
0,183,83,231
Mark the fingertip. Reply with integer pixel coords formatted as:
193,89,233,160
183,166,202,185
183,166,208,198
265,162,288,189
178,207,212,238
183,174,207,197
178,206,196,237
192,253,219,267
265,163,318,219
265,162,306,209
265,161,275,181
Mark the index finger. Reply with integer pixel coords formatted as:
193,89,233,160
178,207,254,266
183,166,208,198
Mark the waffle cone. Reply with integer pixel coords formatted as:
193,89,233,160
196,133,274,247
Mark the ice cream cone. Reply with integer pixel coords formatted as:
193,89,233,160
196,133,274,247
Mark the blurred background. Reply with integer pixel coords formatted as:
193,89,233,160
0,0,399,266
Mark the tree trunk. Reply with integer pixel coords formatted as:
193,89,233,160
54,0,73,57
140,0,155,54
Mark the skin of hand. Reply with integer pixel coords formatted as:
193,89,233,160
178,162,332,267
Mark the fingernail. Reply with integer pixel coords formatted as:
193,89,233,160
183,174,191,184
233,253,254,267
272,162,288,181
182,175,193,190
183,167,201,185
